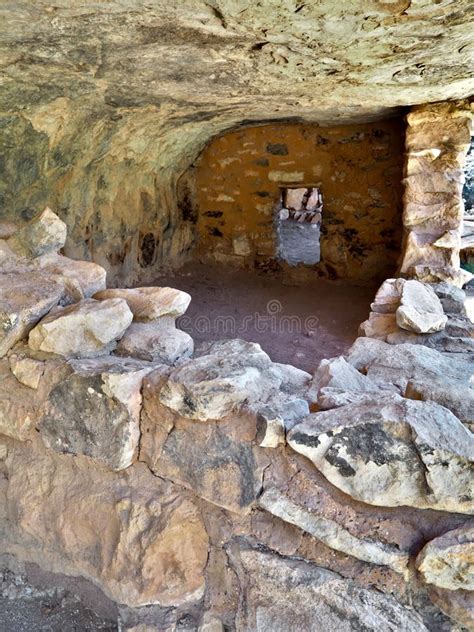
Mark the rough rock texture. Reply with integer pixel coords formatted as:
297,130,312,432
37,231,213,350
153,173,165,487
1,438,209,608
416,525,474,591
159,339,286,421
39,357,154,470
396,279,447,333
116,320,194,365
93,287,191,320
7,208,66,259
28,298,133,358
287,398,474,513
228,544,428,632
0,272,64,358
400,101,473,287
347,336,474,429
1,3,473,283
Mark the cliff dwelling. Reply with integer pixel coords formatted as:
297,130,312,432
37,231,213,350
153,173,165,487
0,2,473,631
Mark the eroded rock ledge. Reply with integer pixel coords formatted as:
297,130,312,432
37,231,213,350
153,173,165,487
0,208,473,630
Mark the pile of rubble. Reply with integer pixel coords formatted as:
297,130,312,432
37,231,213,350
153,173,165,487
0,209,472,630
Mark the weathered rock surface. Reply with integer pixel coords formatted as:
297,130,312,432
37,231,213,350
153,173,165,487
159,340,283,421
0,272,64,358
39,356,154,470
28,298,133,358
1,439,209,608
94,287,191,320
116,320,193,364
141,385,267,514
347,337,473,428
396,280,447,333
254,394,309,447
228,544,428,632
427,585,474,629
35,253,107,300
7,208,66,259
288,398,474,513
416,525,474,591
309,355,387,403
259,488,409,574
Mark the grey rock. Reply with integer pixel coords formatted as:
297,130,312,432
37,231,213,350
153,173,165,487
40,356,154,470
430,282,467,315
29,298,134,358
228,544,428,632
7,208,67,259
416,525,474,591
0,271,64,358
259,488,409,574
159,339,283,421
287,398,474,513
116,320,194,364
347,337,473,427
396,280,447,333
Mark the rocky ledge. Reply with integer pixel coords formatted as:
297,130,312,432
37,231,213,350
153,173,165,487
0,209,473,630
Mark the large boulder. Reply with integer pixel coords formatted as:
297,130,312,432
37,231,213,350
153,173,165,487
228,544,428,632
0,271,64,357
93,286,191,320
7,208,67,259
287,398,474,513
116,320,194,364
396,280,447,333
159,340,284,421
2,439,209,608
416,525,474,591
28,298,133,358
39,356,154,470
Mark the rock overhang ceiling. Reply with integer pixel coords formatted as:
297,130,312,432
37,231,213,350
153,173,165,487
0,1,473,283
2,0,474,125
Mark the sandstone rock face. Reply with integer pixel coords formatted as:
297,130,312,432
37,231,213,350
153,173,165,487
28,298,133,358
93,287,191,320
116,320,194,365
396,280,447,333
39,357,154,470
7,208,67,259
2,440,209,608
159,340,283,421
416,525,474,591
228,545,428,632
287,399,474,513
0,272,64,358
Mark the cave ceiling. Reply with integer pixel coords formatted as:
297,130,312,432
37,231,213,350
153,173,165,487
1,0,473,128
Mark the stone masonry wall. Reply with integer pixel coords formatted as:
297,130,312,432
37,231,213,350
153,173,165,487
400,99,473,287
187,119,405,283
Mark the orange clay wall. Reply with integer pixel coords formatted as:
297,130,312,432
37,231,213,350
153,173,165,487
184,119,404,283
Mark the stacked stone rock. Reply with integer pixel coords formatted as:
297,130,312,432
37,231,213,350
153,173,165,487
400,100,473,288
0,208,473,629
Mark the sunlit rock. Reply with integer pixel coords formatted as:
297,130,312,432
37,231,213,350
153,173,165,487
28,298,133,358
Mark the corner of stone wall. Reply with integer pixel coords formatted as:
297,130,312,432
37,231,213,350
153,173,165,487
400,98,473,287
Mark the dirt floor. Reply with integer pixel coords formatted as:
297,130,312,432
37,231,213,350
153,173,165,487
155,263,376,374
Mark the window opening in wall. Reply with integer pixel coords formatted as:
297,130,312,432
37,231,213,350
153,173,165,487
276,187,323,265
461,137,473,274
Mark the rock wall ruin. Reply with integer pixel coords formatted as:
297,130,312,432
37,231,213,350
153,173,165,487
187,119,404,282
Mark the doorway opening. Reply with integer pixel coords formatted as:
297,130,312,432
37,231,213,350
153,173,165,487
276,187,323,266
